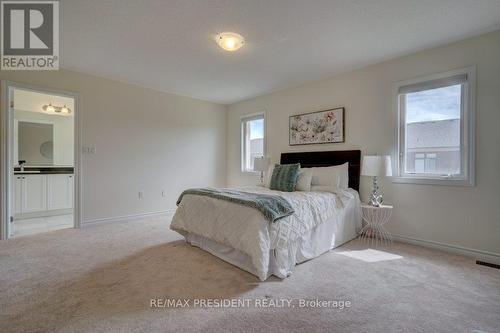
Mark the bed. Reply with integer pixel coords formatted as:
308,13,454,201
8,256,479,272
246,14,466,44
170,150,362,281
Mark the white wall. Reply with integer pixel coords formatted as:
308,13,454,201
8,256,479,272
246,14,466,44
227,30,500,255
1,69,227,222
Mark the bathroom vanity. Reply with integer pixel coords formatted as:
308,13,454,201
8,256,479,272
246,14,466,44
13,167,74,219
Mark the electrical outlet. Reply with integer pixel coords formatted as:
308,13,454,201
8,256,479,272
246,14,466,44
138,191,144,199
161,190,166,197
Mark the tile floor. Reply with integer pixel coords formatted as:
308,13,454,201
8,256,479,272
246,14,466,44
10,214,74,237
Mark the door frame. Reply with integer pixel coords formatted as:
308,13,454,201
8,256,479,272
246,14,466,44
0,81,82,239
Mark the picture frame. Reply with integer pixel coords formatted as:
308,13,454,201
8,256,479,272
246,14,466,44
289,107,345,146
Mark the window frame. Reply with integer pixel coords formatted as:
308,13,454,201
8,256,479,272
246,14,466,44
392,66,475,186
241,112,266,173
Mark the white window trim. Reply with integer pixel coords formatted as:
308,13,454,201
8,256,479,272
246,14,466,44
240,111,266,173
392,66,475,186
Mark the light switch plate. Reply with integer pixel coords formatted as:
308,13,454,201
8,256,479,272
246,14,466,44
82,147,96,154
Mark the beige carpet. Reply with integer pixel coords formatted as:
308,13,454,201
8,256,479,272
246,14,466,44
1,216,499,333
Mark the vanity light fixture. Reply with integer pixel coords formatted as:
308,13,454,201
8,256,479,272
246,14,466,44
215,32,245,51
60,105,71,114
42,103,72,115
42,103,55,113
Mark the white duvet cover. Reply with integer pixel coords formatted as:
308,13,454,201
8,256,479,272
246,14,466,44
170,186,360,280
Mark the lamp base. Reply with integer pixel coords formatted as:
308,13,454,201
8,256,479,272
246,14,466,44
368,176,384,207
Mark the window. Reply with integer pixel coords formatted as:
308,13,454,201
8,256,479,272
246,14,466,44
395,67,475,186
241,114,265,172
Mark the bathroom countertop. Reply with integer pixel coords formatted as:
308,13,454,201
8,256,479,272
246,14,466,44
14,171,74,175
14,167,74,175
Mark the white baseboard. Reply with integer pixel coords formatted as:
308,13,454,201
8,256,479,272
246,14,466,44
15,208,73,220
392,233,500,265
82,209,175,226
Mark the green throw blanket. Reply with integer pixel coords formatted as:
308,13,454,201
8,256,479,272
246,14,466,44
176,188,295,223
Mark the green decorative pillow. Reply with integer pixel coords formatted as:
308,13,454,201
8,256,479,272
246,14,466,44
270,163,301,192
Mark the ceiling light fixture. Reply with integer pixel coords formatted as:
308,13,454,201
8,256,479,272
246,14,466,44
215,32,245,52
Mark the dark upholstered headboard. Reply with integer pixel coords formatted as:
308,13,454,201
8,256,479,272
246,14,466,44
280,150,361,192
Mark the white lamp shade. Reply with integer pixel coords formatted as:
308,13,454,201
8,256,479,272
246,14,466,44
253,157,270,172
361,155,392,177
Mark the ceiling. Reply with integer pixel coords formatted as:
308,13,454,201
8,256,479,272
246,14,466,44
61,0,500,104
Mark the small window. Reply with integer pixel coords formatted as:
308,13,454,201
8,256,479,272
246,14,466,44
241,114,265,172
395,67,475,186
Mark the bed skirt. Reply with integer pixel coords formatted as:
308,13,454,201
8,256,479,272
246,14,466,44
182,209,359,280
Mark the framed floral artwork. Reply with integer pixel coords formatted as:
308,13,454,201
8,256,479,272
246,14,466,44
289,107,345,145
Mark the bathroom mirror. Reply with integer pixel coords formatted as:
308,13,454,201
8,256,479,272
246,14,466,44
18,121,54,166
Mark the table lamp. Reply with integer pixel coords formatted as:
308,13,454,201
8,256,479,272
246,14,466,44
254,156,270,184
361,155,392,206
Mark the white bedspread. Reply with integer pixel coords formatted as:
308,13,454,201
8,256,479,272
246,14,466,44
170,186,359,280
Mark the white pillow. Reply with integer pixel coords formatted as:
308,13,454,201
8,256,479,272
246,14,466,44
310,185,354,198
295,168,313,191
310,185,336,193
264,164,275,188
310,163,349,189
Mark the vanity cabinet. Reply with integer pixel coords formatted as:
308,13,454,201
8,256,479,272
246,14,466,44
22,175,47,213
13,174,73,217
47,174,73,210
13,176,23,215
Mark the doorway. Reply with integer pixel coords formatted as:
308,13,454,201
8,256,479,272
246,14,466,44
1,81,81,239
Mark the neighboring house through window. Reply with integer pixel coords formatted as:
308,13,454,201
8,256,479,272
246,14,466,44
414,153,437,173
394,67,475,186
241,113,265,172
406,120,459,175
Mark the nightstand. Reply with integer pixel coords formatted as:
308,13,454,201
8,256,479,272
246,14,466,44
359,203,393,245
